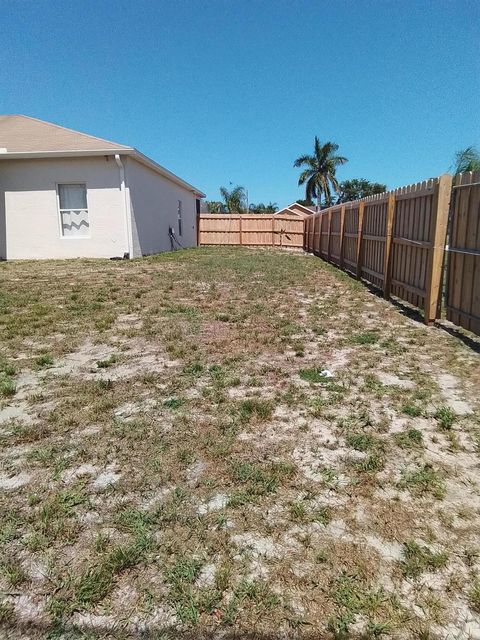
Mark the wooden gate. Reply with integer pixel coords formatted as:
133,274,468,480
445,171,480,335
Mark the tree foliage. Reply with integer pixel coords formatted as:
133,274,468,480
336,179,386,203
452,146,480,174
296,198,314,207
219,185,247,213
294,137,348,207
206,201,224,213
248,202,278,214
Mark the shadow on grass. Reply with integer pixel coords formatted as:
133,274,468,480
321,257,480,354
433,320,480,354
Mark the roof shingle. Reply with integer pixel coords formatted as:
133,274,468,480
0,115,132,153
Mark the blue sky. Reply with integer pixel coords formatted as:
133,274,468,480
1,0,479,207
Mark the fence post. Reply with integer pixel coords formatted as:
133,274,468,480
356,201,365,279
383,194,396,299
424,173,453,324
239,215,243,246
315,215,320,254
339,205,346,269
327,210,332,262
271,216,275,247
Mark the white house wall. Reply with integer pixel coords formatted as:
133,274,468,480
125,157,197,257
0,157,127,259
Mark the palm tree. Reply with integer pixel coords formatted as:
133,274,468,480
219,185,247,213
264,202,278,214
452,146,480,174
294,137,348,208
249,202,278,214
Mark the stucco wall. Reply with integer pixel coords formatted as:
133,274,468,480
0,157,127,259
125,157,198,257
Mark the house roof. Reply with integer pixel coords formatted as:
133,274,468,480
0,115,132,153
273,202,315,218
0,115,205,197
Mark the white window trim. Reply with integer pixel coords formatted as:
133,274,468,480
56,182,91,240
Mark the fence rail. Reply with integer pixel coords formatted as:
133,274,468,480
198,214,304,249
304,174,453,325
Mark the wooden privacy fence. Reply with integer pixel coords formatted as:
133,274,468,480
445,171,480,335
305,174,453,324
198,214,304,249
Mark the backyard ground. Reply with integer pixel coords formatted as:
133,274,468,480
0,246,479,639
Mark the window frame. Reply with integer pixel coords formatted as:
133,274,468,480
56,182,90,239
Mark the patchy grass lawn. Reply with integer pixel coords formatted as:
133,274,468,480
0,246,479,639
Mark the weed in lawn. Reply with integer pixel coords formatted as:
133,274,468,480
469,579,480,613
400,541,448,579
398,464,446,499
394,429,424,449
177,448,196,466
315,549,329,564
1,556,27,587
0,358,17,398
434,406,456,430
363,374,384,394
327,572,389,637
35,353,54,368
96,354,118,369
223,579,280,624
401,404,422,418
346,433,377,452
163,397,185,409
349,331,379,345
289,501,307,522
289,499,331,525
165,557,210,625
354,453,385,474
237,398,273,423
321,467,340,489
77,540,148,603
26,446,57,467
0,602,14,624
229,460,294,506
366,621,391,637
32,487,89,547
313,505,332,525
299,367,328,384
183,362,204,376
0,370,16,397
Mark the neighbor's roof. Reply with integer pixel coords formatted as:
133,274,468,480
274,202,315,217
0,115,205,197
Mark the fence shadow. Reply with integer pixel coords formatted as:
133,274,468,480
338,267,480,352
434,320,480,354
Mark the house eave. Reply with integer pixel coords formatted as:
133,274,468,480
130,150,206,198
0,148,205,198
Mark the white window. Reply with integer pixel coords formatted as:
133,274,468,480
178,200,183,236
58,184,89,237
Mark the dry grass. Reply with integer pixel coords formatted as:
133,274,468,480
0,246,479,639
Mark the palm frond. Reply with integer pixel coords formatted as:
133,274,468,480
297,169,314,186
293,154,315,168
